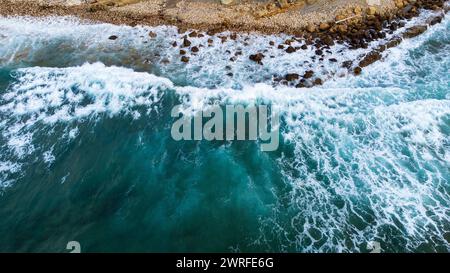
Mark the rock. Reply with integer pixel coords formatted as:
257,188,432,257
427,15,443,25
315,49,323,55
354,7,362,14
108,35,118,40
181,56,189,63
207,38,214,44
358,51,382,67
284,39,294,45
269,41,275,46
395,0,404,8
179,49,186,55
191,46,199,53
353,66,362,75
295,82,306,88
403,25,427,38
285,73,300,81
286,46,296,53
182,38,191,47
249,53,265,64
306,24,316,33
301,44,308,50
385,36,402,48
314,78,323,85
188,31,198,37
149,31,157,38
368,6,377,15
278,44,285,49
342,60,353,69
319,23,330,31
329,58,338,62
322,36,334,46
337,24,348,33
172,41,177,47
303,70,314,79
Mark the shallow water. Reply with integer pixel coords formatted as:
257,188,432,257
0,12,449,252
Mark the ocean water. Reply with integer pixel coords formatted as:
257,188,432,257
0,12,449,252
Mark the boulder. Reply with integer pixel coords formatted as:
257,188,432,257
285,73,300,81
182,38,192,47
303,70,314,78
181,56,190,63
249,53,265,64
358,51,382,67
403,25,427,38
286,46,296,53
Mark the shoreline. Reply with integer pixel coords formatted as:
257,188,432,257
0,0,445,35
0,0,448,87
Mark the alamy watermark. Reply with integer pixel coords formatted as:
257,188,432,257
170,104,279,151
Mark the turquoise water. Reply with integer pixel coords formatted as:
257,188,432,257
0,13,449,252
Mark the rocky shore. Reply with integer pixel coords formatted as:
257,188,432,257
0,0,449,87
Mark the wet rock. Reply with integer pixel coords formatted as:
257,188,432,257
303,70,314,79
301,44,308,50
285,73,300,81
315,49,323,55
149,31,157,38
427,15,443,25
286,46,296,53
172,41,177,47
191,46,199,53
353,66,362,75
179,49,186,55
322,36,334,46
314,78,323,85
249,53,265,64
269,41,275,46
182,38,192,47
342,61,353,69
385,36,402,48
188,31,198,38
108,35,118,40
403,25,427,38
181,56,190,63
284,39,294,45
329,58,338,62
278,44,285,49
358,50,382,67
